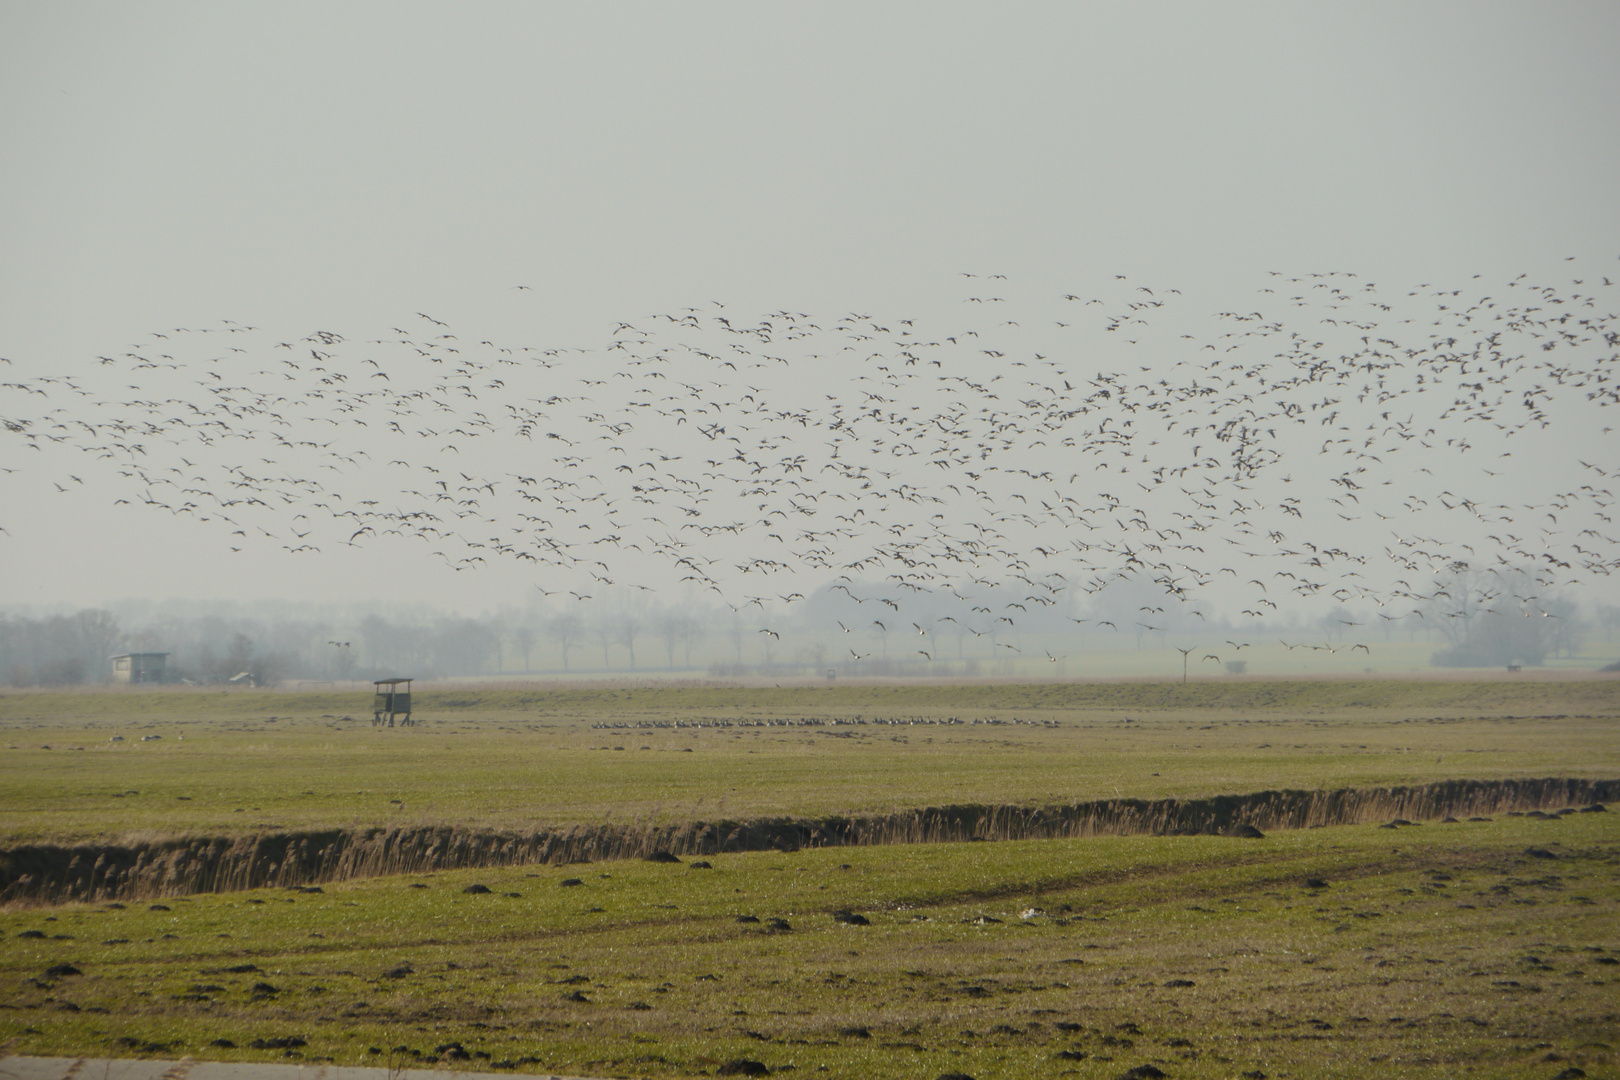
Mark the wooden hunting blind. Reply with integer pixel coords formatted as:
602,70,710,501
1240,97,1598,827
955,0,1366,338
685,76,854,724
372,678,414,726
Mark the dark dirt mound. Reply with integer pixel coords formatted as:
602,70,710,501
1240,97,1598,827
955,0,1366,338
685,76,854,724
716,1060,769,1076
462,883,491,894
832,909,870,925
1117,1066,1168,1080
643,850,682,863
1226,824,1265,838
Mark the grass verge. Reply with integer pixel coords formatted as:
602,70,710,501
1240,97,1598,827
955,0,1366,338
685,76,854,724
2,812,1615,1079
2,681,1617,846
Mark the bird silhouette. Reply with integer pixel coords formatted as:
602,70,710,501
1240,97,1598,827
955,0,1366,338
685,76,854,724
4,259,1613,663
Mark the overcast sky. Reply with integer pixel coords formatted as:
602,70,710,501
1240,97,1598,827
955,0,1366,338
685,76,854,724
3,2,1617,615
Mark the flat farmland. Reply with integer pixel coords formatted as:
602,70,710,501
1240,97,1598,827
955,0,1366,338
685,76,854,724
1,678,1617,1080
2,815,1616,1080
0,680,1616,846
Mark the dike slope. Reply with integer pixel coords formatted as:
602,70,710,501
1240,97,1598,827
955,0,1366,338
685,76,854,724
2,776,1612,904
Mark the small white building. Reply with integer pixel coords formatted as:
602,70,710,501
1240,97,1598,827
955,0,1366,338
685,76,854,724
111,652,169,684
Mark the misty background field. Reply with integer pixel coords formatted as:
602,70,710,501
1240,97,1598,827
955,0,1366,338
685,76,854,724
2,680,1615,847
4,588,1616,690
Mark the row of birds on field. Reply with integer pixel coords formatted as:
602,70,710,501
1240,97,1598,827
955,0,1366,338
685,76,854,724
2,262,1616,633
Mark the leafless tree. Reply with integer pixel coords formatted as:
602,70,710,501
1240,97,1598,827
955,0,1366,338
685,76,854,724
512,624,538,672
548,612,583,672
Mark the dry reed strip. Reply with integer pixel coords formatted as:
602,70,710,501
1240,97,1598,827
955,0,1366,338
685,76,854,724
1,776,1612,905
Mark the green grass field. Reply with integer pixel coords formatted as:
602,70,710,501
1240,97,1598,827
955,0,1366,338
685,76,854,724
0,680,1615,846
2,679,1617,1079
2,814,1615,1079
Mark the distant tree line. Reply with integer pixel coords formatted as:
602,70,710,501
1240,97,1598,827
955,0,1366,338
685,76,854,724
0,600,718,687
1,577,1615,687
0,609,122,686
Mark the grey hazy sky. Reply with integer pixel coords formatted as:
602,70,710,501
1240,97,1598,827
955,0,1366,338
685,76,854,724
3,1,1617,613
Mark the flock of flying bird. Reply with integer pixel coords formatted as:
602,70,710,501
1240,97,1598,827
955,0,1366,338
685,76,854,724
2,261,1616,649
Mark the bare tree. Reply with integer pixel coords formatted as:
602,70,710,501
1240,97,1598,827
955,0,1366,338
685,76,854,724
548,612,584,672
1419,565,1490,649
681,612,707,667
0,609,123,685
1544,596,1586,659
327,641,357,680
512,624,538,672
611,610,642,670
655,607,684,670
73,609,122,683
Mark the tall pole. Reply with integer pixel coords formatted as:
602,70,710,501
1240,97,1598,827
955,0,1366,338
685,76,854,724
1176,646,1195,684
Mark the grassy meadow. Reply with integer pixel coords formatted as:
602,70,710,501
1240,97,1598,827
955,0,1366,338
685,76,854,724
0,680,1616,846
1,678,1617,1079
2,813,1616,1079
